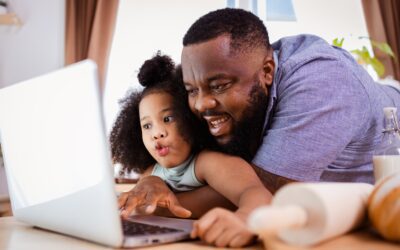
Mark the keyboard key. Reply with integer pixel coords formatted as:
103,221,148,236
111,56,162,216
122,220,183,236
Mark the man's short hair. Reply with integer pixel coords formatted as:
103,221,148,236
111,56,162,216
183,8,271,53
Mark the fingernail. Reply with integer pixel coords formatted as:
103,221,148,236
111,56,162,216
145,205,155,214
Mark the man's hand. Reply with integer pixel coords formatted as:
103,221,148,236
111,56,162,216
118,176,192,218
190,208,256,248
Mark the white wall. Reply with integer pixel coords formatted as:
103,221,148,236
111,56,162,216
0,0,65,197
0,0,65,88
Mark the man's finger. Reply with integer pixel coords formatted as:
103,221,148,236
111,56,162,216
118,192,129,209
156,196,192,218
168,196,192,218
135,204,157,215
169,203,192,218
121,195,140,218
143,193,160,214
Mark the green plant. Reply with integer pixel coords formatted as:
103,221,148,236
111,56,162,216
333,37,396,78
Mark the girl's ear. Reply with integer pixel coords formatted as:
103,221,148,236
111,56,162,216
259,53,275,95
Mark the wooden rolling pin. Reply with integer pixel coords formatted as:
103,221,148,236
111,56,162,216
248,182,373,246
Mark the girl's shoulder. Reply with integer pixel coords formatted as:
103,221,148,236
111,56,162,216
196,149,224,161
194,150,254,185
195,150,247,167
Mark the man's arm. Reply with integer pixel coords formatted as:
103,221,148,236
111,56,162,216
154,186,236,219
251,164,295,194
122,166,292,218
119,177,236,219
175,186,236,218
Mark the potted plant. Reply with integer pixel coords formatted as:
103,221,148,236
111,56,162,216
333,37,396,79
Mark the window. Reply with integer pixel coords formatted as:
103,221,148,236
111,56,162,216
103,0,226,133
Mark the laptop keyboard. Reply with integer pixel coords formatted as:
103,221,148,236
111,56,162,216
122,220,184,236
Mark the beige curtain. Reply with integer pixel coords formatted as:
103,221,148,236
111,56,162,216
65,0,119,91
362,0,400,81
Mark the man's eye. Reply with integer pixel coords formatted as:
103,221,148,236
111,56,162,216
211,83,230,92
164,116,175,123
186,88,198,96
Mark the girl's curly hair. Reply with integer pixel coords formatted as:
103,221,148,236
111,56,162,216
109,52,213,174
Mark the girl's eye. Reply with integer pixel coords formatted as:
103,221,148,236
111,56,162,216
164,115,175,123
142,123,151,129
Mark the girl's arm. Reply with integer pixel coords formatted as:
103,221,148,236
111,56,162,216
195,150,273,213
191,150,273,247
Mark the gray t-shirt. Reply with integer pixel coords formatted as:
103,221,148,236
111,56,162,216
252,34,400,184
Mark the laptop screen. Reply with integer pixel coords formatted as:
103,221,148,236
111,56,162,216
0,60,108,208
0,60,125,247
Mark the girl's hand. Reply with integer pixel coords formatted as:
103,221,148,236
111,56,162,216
190,208,256,248
118,175,192,218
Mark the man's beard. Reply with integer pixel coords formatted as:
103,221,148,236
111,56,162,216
217,84,269,162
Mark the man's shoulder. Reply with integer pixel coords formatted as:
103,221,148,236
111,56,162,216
273,34,342,62
271,34,360,89
272,34,325,47
272,34,330,51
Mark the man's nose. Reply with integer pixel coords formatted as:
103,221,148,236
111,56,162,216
152,125,167,140
194,93,217,114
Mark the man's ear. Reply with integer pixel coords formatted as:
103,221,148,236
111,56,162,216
259,55,275,95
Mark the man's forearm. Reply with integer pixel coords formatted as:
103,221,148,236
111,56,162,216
176,185,236,218
154,166,293,218
251,164,295,194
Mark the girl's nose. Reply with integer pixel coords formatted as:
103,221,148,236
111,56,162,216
152,126,167,140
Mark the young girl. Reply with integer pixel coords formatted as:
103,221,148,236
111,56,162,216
110,53,272,248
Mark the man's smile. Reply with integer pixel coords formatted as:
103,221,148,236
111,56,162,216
202,115,232,142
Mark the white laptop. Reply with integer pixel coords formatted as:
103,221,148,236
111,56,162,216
0,60,193,248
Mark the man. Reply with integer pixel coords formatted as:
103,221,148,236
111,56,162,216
119,7,400,243
180,8,400,190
